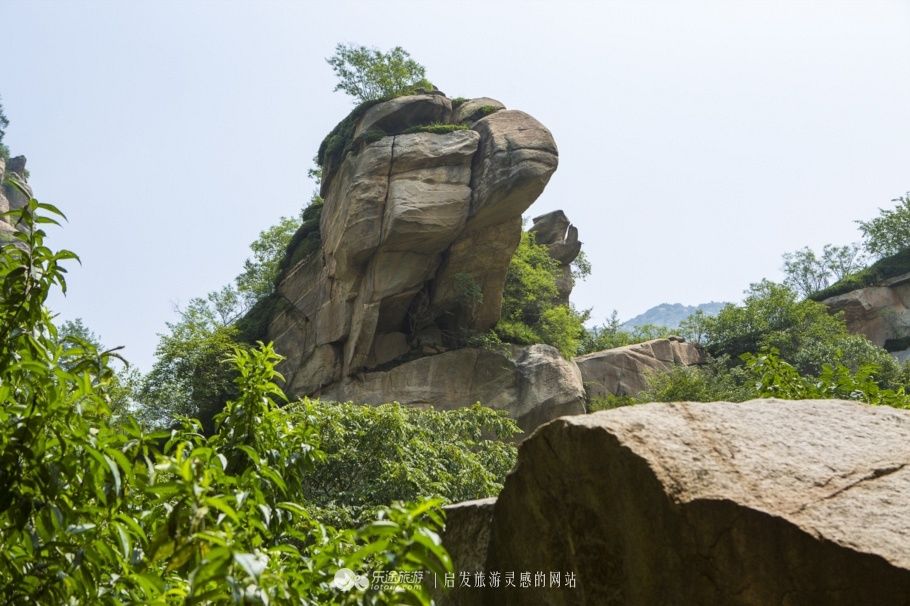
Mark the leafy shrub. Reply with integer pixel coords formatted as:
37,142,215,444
496,230,586,357
699,280,886,376
290,401,519,527
0,191,452,604
742,349,910,407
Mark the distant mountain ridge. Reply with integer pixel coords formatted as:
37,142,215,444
621,302,727,330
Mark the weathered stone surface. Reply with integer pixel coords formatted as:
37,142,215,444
531,210,582,303
353,93,452,140
452,97,505,125
437,497,497,606
2,155,31,212
261,96,564,406
479,399,910,605
822,275,910,358
318,344,585,434
469,111,558,230
0,155,29,238
575,337,704,398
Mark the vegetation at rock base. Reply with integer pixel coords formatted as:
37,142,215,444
590,349,910,412
495,230,587,358
290,401,519,528
0,187,455,604
327,44,432,104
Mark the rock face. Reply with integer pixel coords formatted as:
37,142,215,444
456,399,910,605
575,336,704,398
0,155,31,238
822,274,910,360
257,94,574,431
530,210,581,304
319,344,585,433
436,497,497,606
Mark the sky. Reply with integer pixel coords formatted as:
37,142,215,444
2,0,909,370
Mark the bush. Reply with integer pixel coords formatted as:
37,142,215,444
495,230,586,357
0,191,453,604
699,280,885,376
289,401,519,527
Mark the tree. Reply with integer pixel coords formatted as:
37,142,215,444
700,280,903,381
0,94,9,160
327,43,431,103
782,243,867,298
857,193,910,259
235,215,300,307
136,287,245,431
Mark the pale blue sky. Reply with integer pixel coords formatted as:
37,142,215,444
2,0,909,369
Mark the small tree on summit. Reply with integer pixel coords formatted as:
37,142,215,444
327,43,431,103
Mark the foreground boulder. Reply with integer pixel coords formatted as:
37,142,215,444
318,344,585,433
574,336,704,398
453,399,910,605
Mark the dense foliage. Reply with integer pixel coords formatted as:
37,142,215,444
495,231,586,357
327,44,432,104
0,191,454,604
590,349,910,412
691,280,902,380
291,402,518,528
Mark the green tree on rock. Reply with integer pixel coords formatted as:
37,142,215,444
857,193,910,259
327,43,431,103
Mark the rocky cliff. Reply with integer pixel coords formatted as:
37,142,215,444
246,93,593,431
820,270,910,361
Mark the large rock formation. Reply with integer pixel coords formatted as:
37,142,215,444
320,344,585,433
255,93,579,431
575,336,704,398
446,399,910,605
821,273,910,360
529,210,581,304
